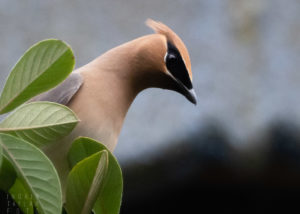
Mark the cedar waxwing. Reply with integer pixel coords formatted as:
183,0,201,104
32,19,196,195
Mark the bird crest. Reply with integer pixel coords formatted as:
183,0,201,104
146,19,192,80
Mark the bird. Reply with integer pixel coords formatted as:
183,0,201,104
32,19,197,196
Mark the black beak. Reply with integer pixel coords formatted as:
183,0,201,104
184,88,197,105
174,79,197,105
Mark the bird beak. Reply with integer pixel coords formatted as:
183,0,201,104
162,71,197,105
185,88,197,105
174,78,197,105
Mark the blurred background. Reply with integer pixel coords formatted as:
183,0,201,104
1,0,300,213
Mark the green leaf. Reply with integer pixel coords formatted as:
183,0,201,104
68,137,123,214
65,150,109,214
0,39,75,114
0,133,62,214
9,178,34,214
0,102,79,147
0,156,17,191
0,145,2,169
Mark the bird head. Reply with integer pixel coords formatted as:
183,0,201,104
144,19,197,105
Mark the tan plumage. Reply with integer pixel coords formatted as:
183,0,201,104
36,19,196,198
146,19,192,79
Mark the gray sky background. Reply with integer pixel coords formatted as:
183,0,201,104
1,0,300,162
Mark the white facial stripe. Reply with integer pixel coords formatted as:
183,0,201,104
164,51,168,63
165,51,176,79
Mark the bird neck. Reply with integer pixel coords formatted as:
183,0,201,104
74,34,167,150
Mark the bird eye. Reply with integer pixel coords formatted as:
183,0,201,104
167,53,177,61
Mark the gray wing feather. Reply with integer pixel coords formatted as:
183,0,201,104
31,72,83,105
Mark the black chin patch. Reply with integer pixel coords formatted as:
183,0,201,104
165,42,193,90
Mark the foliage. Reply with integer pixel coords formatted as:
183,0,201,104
0,40,75,114
66,150,108,214
0,133,62,214
0,40,123,214
0,102,79,147
68,137,123,214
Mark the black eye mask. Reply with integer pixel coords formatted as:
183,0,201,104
165,42,193,90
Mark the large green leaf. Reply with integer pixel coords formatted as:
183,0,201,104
0,156,17,191
0,133,62,214
0,39,75,114
68,137,123,214
65,150,108,214
9,178,34,214
0,102,79,147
